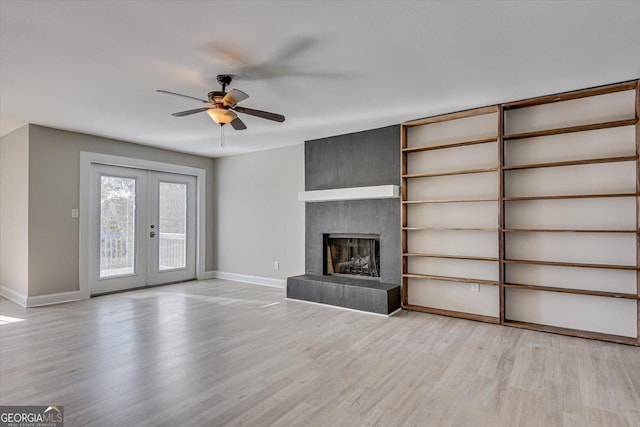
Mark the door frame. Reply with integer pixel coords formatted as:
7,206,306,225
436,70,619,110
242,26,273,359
79,152,206,299
90,164,149,294
147,171,197,286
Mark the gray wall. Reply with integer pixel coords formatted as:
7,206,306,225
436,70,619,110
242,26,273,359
0,125,30,296
305,125,400,190
304,125,401,284
212,144,305,280
26,125,216,297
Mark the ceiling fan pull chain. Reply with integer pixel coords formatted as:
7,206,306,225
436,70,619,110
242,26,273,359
220,124,225,149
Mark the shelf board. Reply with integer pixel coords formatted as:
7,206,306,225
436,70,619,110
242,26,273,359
504,193,637,201
403,105,499,127
403,273,499,286
404,253,498,262
503,228,639,234
503,155,638,171
402,136,497,153
503,258,639,271
403,167,498,179
403,304,500,324
503,118,637,140
503,320,639,346
403,198,498,204
503,80,638,109
504,283,639,300
403,227,498,232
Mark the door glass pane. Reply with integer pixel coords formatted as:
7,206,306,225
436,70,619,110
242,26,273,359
159,182,187,271
100,176,136,278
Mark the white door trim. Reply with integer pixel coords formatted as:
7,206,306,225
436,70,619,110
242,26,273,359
79,152,206,299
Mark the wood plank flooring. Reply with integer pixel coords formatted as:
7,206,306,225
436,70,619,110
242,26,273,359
1,279,639,426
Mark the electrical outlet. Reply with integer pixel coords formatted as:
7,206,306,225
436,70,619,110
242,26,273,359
470,283,480,292
274,261,279,270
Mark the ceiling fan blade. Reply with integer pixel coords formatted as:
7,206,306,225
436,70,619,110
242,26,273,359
272,37,315,62
230,117,247,130
223,88,249,107
171,107,211,117
157,90,209,103
234,106,285,122
206,43,253,67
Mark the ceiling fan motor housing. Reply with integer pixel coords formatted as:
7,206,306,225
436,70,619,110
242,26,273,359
208,91,226,103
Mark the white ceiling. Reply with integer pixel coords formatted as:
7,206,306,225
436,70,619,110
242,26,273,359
1,1,639,157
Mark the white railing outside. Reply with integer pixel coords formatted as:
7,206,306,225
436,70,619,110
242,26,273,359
100,232,134,277
159,232,186,270
100,232,186,276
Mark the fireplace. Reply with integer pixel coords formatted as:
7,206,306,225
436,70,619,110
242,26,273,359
324,234,380,279
287,126,401,314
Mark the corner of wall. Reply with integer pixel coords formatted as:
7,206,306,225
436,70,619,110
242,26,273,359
0,124,30,299
0,285,27,307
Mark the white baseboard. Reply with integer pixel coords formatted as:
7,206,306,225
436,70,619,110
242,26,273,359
199,270,217,280
0,285,28,307
26,290,82,307
209,271,286,288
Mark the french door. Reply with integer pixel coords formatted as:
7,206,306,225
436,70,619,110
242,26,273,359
89,164,196,295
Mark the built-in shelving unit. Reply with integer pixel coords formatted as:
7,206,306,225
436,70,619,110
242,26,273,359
501,80,639,345
401,106,501,323
401,79,640,345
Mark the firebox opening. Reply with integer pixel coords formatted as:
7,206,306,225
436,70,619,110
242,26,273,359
324,234,380,280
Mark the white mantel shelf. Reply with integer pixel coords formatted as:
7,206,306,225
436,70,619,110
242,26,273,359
298,185,400,203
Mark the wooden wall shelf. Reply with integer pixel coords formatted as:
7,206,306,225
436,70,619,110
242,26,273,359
404,105,498,126
502,80,637,109
504,193,637,201
503,320,638,346
403,227,498,231
503,228,639,234
504,283,639,300
403,253,498,262
503,155,638,171
403,167,498,179
402,136,497,153
403,273,499,286
401,79,640,345
404,304,500,324
503,118,637,140
402,198,498,204
503,259,638,271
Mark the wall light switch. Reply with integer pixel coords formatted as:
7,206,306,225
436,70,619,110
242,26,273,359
470,283,480,292
274,261,279,270
71,209,79,219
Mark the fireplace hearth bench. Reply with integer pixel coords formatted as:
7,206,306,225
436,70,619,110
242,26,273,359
286,274,401,315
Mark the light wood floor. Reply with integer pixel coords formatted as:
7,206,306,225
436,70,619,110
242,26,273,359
1,279,639,427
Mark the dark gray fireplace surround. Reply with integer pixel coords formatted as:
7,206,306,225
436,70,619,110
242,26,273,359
287,125,401,315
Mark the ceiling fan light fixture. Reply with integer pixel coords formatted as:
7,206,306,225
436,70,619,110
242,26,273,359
206,108,237,124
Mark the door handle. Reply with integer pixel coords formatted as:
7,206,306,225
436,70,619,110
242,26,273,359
150,231,156,238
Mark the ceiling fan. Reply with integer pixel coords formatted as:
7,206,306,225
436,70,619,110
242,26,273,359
157,74,285,131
